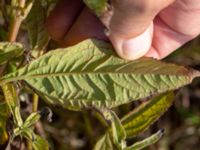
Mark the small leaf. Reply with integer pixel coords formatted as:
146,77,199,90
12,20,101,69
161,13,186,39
0,102,9,145
23,112,41,128
83,0,108,16
21,127,36,141
124,129,164,150
94,93,173,149
2,83,22,127
7,61,18,73
93,133,114,150
19,128,49,150
0,39,198,110
0,42,24,65
121,92,174,138
1,83,17,108
14,106,23,126
25,0,49,52
96,109,126,149
31,135,49,150
108,110,126,146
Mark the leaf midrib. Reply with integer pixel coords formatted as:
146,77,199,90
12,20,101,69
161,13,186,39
1,71,189,86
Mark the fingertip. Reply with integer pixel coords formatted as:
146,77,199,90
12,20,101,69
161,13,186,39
46,0,84,41
145,47,161,59
46,15,63,41
110,23,153,60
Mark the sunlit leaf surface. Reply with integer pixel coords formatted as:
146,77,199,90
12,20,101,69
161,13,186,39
0,39,198,110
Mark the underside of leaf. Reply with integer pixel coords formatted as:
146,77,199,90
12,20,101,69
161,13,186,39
0,39,199,110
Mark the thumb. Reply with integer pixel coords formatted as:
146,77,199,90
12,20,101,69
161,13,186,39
101,0,175,60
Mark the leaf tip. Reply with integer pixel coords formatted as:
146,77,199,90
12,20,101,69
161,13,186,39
190,70,200,80
156,129,165,139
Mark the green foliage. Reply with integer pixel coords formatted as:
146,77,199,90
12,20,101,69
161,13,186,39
0,39,198,110
2,83,22,126
0,0,199,149
2,83,47,149
124,129,164,150
0,102,9,145
14,127,49,150
93,92,174,149
0,42,24,65
109,110,126,146
121,92,175,137
32,135,49,150
93,133,115,150
25,0,49,51
12,108,48,150
98,109,126,149
83,0,108,16
23,112,41,128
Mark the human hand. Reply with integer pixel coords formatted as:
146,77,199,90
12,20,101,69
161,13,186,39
46,0,200,60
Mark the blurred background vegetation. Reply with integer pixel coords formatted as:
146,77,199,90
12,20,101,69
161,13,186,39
0,0,200,150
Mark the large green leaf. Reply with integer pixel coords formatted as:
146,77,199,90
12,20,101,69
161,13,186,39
0,42,24,65
0,39,198,110
121,92,174,138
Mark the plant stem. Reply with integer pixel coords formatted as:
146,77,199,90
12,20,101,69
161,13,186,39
27,140,33,150
8,17,23,42
32,93,39,112
4,0,27,126
5,1,35,150
8,0,26,42
27,93,39,150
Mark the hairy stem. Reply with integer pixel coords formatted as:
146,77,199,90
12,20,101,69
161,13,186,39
8,0,33,42
8,18,23,42
8,0,26,42
5,1,34,149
